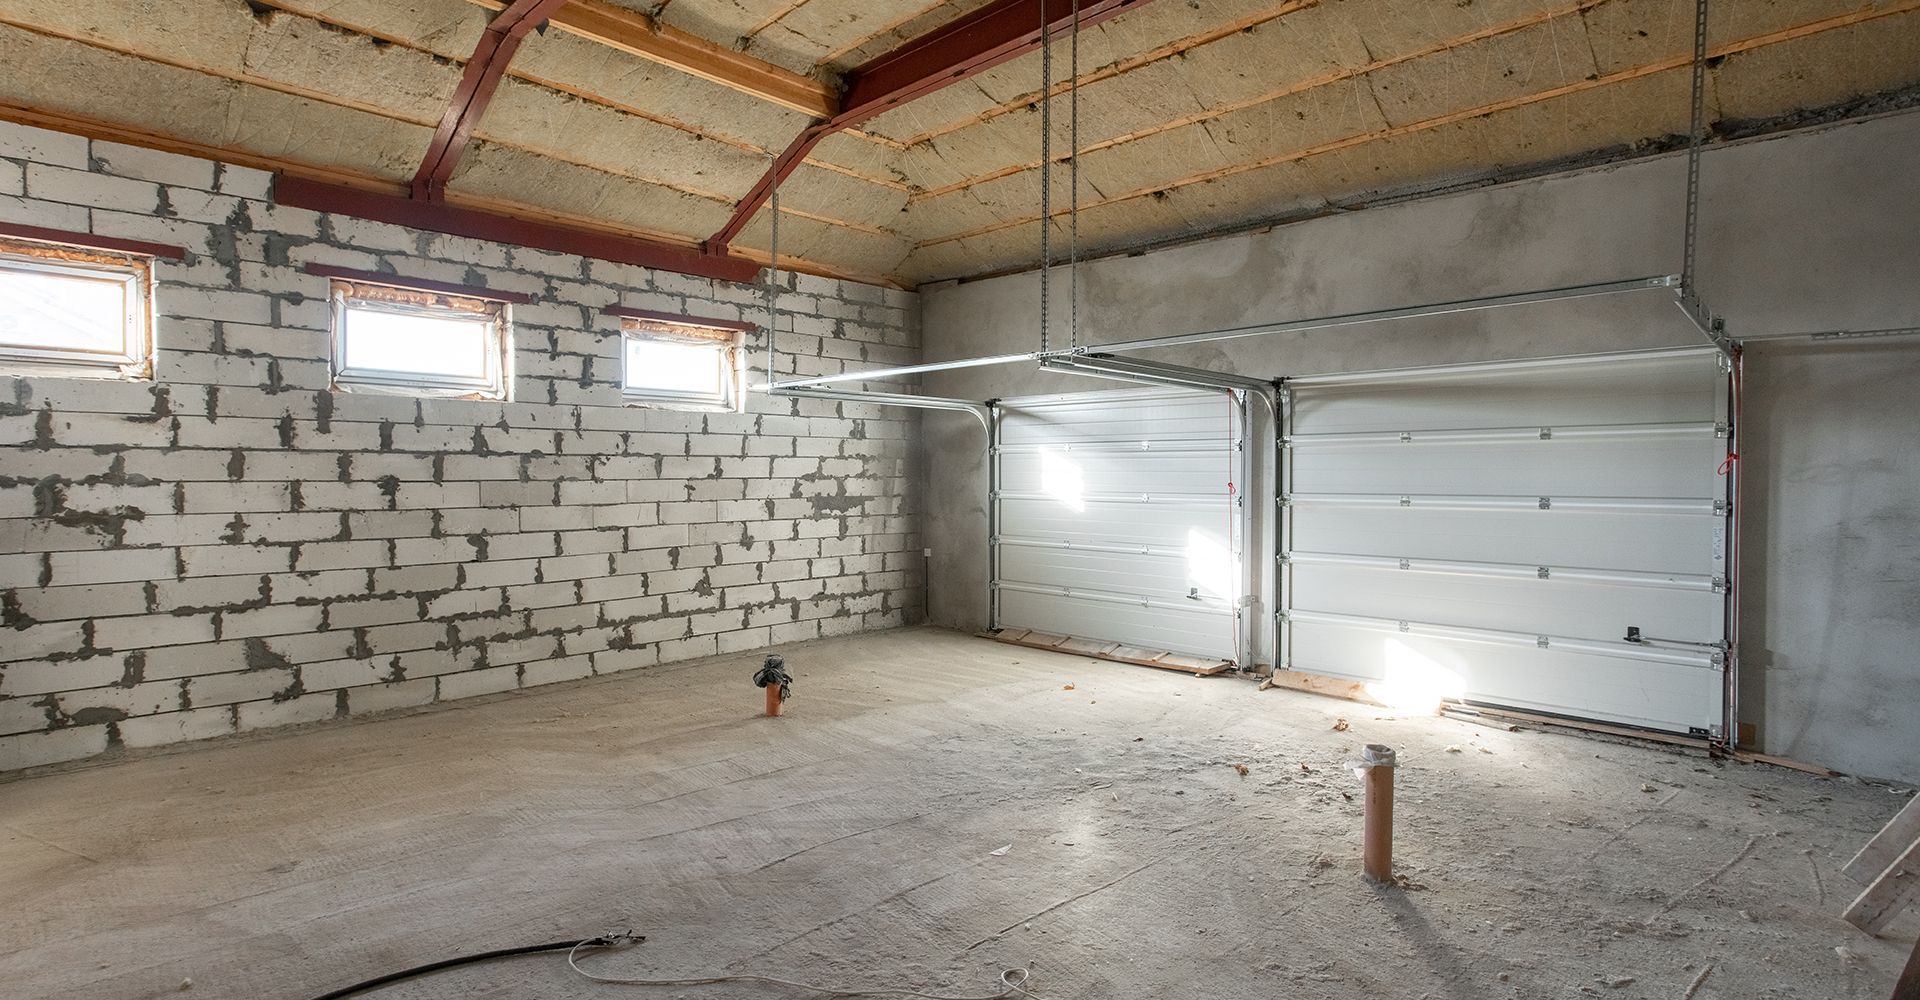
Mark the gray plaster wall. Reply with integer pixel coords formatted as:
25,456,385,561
917,111,1920,783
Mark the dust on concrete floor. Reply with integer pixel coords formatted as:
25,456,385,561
1,626,1914,1000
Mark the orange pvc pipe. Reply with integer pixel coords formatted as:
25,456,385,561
765,682,783,717
1361,744,1396,882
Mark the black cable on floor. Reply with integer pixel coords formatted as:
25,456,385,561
307,934,639,1000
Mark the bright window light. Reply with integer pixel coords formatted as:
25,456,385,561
621,319,739,409
330,280,506,397
0,242,150,376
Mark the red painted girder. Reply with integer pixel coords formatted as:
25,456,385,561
276,175,762,284
706,0,1159,252
412,0,572,201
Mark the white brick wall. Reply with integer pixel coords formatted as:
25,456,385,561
0,121,925,772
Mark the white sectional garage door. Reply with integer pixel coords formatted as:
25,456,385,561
1281,348,1733,737
994,387,1246,662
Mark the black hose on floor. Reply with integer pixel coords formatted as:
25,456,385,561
307,934,640,999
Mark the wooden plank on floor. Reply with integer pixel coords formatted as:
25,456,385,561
1259,668,1375,702
1729,750,1843,778
1058,637,1120,657
981,630,1232,676
1845,795,1920,885
1841,836,1920,935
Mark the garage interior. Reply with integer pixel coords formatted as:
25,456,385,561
1,0,1917,997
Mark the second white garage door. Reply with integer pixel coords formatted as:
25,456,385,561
1281,348,1734,738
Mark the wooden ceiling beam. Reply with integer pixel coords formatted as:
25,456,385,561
465,0,838,118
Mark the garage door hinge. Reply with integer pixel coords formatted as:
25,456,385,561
1398,558,1412,570
1538,496,1553,510
1712,576,1729,594
1710,651,1727,669
1399,495,1413,507
1537,566,1551,579
1536,635,1552,648
1397,620,1411,632
1539,427,1553,440
1713,499,1729,515
1399,431,1413,443
1714,422,1729,438
1278,496,1292,508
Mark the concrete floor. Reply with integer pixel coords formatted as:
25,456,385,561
2,626,1914,1000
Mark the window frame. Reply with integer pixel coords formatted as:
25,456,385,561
619,318,743,411
0,240,154,379
327,278,510,400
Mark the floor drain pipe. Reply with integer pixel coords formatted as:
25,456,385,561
754,655,791,718
1359,744,1397,882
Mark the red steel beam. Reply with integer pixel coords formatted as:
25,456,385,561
276,175,761,283
705,0,1159,252
304,263,535,304
600,305,759,331
413,0,571,200
0,222,187,260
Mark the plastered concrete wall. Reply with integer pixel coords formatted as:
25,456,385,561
0,121,922,772
918,111,1920,782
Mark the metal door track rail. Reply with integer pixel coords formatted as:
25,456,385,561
1042,354,1277,392
1739,325,1920,343
766,386,993,430
1283,344,1721,386
768,275,1684,390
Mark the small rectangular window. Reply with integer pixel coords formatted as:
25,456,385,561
0,240,151,377
329,279,507,398
621,319,740,410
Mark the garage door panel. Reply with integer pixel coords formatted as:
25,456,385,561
1289,434,1722,498
1000,447,1232,496
1291,353,1720,432
1287,614,1721,733
1290,559,1720,643
1000,394,1229,446
999,587,1230,660
999,543,1197,603
998,496,1230,549
1291,505,1721,576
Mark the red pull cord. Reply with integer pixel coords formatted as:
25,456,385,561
1718,453,1738,476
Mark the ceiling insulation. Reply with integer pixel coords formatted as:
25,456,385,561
0,0,1912,288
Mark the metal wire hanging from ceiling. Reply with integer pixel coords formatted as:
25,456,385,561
1039,0,1085,355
